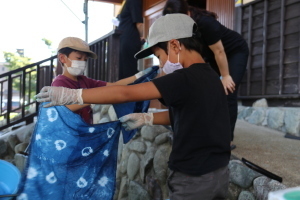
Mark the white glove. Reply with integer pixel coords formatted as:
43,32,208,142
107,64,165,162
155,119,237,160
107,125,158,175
35,86,83,108
135,67,152,79
119,113,153,131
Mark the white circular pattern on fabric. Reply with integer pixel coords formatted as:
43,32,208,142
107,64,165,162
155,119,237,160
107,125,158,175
27,167,38,179
46,108,58,122
89,127,95,133
103,150,109,157
35,134,41,140
77,177,88,188
82,147,93,157
107,128,115,138
54,140,67,151
16,193,28,200
46,172,57,184
98,176,108,187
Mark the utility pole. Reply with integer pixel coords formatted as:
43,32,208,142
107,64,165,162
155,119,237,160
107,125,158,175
83,0,88,42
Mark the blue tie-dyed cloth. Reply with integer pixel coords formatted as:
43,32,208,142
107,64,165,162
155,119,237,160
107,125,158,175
17,66,158,200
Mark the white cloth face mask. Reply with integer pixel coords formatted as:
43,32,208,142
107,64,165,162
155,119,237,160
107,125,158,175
65,57,87,76
162,43,183,74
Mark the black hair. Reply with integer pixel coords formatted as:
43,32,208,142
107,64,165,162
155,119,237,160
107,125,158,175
188,6,218,20
155,24,202,55
58,47,90,57
162,0,218,20
162,0,188,16
58,47,76,57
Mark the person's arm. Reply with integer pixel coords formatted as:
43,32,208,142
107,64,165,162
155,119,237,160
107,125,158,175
136,22,144,40
51,79,90,111
208,40,235,95
35,81,162,108
82,81,160,104
153,111,170,125
106,76,136,86
119,111,170,131
106,67,153,86
65,104,90,112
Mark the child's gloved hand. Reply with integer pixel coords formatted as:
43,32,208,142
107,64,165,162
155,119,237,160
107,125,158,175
35,86,83,108
134,67,153,79
119,113,153,131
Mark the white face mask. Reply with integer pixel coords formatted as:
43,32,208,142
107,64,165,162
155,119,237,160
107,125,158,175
65,57,86,76
162,43,183,74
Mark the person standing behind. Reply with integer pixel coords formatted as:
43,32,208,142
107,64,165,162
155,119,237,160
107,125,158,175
117,0,144,79
163,0,249,150
53,37,151,124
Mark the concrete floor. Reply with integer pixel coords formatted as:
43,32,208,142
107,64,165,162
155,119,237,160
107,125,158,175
232,120,300,188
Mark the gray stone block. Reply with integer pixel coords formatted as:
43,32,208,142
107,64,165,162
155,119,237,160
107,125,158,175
154,132,170,146
141,125,169,142
108,106,118,121
284,109,300,136
140,147,155,182
267,108,284,130
229,161,262,189
238,191,255,200
253,98,268,108
129,141,146,153
128,181,151,200
247,108,266,125
253,176,286,200
153,144,171,185
127,153,140,180
242,107,254,120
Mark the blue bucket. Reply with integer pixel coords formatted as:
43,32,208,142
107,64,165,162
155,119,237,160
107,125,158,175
0,160,21,199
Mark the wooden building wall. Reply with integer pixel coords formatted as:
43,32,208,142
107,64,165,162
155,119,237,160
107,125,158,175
207,0,235,29
143,0,235,37
237,0,300,107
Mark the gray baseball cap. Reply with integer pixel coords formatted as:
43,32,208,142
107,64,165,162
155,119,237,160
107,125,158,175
135,14,196,59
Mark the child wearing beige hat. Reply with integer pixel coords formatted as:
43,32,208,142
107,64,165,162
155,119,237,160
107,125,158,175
53,36,151,123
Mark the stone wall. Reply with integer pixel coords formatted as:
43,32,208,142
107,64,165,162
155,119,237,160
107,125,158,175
93,104,288,200
0,103,289,199
0,123,34,172
238,98,300,138
112,123,287,200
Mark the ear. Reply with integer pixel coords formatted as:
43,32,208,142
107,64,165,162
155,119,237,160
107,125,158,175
58,53,67,65
169,39,181,54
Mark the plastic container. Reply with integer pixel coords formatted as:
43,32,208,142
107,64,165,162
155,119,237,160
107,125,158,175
0,160,21,199
268,187,300,200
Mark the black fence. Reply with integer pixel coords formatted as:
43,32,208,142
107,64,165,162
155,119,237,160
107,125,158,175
87,29,121,82
0,56,56,131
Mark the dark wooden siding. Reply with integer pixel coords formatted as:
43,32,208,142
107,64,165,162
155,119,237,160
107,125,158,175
237,0,300,106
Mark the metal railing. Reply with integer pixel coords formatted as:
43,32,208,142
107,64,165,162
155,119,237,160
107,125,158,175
0,56,56,131
0,30,121,131
87,29,121,82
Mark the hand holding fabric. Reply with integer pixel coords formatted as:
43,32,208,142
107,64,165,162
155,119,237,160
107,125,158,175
119,113,153,131
135,67,153,79
35,86,83,108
